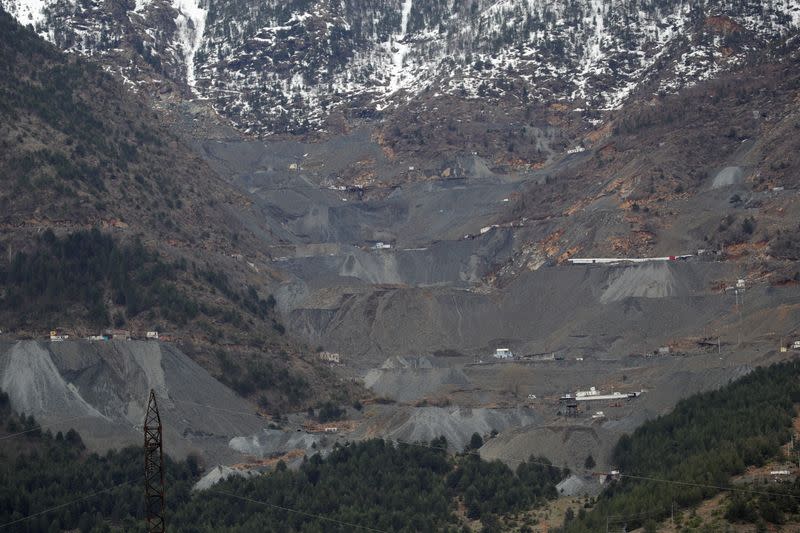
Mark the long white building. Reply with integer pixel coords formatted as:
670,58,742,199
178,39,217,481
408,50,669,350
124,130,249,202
568,255,692,265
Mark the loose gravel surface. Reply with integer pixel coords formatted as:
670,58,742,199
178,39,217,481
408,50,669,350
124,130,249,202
0,340,266,464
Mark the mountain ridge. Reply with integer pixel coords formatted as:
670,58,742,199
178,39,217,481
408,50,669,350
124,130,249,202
4,0,799,137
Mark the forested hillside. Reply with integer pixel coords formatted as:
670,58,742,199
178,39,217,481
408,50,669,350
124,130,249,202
565,360,800,532
0,229,196,328
0,6,256,333
0,391,198,532
5,358,800,531
0,391,565,532
0,8,350,411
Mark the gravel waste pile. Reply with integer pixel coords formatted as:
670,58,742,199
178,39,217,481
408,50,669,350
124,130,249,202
0,341,106,421
477,358,765,472
353,405,541,451
364,367,472,403
479,422,617,473
193,465,259,491
0,340,265,464
556,474,603,497
599,263,682,303
363,356,473,403
228,428,325,458
711,166,745,189
288,261,759,365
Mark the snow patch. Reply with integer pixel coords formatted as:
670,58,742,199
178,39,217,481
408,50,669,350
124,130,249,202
388,0,413,93
3,0,47,27
133,0,153,14
172,0,207,90
7,0,800,135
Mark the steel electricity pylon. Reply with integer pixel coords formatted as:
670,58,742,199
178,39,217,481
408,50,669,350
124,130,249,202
144,389,165,532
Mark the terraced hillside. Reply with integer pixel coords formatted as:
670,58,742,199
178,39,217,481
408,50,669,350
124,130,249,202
0,10,355,411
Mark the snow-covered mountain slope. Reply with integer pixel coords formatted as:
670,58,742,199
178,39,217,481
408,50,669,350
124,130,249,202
3,0,799,136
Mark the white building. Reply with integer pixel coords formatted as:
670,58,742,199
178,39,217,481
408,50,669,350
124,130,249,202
146,331,159,340
319,351,341,364
493,348,514,359
574,387,632,401
576,387,601,398
568,255,692,265
108,329,131,340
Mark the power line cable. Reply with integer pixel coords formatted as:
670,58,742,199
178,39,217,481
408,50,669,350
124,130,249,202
162,397,266,418
140,397,800,502
0,401,385,532
0,478,139,530
605,500,711,530
0,414,97,441
12,396,799,502
7,392,800,519
606,502,686,522
392,439,800,501
0,397,261,444
0,402,388,532
210,489,389,532
617,472,800,500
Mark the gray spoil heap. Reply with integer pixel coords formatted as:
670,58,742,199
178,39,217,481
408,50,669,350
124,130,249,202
349,404,542,452
198,129,800,372
229,428,327,459
364,360,472,404
0,340,266,464
199,130,526,250
476,359,759,472
288,260,800,367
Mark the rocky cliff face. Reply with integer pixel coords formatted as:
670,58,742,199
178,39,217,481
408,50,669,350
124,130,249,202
3,0,799,135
